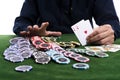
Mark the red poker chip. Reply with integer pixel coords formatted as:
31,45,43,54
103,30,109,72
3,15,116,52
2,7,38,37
69,53,83,59
39,43,51,50
32,40,44,48
31,36,44,42
63,51,73,57
74,56,90,62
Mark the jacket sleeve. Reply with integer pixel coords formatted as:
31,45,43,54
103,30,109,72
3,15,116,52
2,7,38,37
93,0,120,39
13,0,39,36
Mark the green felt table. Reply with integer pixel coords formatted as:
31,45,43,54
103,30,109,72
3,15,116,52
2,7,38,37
0,34,120,80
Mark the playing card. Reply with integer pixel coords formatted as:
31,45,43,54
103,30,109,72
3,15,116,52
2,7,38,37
71,20,93,46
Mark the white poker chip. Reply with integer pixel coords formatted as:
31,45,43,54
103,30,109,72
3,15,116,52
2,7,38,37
35,57,51,64
21,51,32,59
72,63,89,70
9,37,25,45
15,65,33,72
9,56,24,63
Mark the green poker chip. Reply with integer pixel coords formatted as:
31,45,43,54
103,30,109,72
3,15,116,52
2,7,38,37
95,52,109,58
85,50,96,56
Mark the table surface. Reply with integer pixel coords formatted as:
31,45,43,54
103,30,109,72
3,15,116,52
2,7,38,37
0,34,120,80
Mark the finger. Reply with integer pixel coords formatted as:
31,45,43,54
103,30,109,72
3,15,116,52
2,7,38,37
33,25,39,32
39,22,49,30
87,24,113,42
20,31,28,37
27,26,33,31
97,35,114,45
87,26,107,39
46,31,62,36
88,30,110,43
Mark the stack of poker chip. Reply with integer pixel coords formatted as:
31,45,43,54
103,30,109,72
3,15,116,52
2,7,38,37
66,48,109,58
30,36,51,51
51,43,90,63
46,49,70,64
3,37,32,63
56,41,80,48
32,51,51,64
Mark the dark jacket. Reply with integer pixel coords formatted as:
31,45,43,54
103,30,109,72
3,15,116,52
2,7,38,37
13,0,120,38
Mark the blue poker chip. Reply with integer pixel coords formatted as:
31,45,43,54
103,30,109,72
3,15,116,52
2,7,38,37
55,56,70,64
46,49,55,56
51,53,64,61
72,63,89,70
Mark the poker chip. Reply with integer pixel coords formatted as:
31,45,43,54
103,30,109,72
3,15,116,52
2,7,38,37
74,56,90,62
63,51,72,57
32,40,44,48
31,36,45,48
32,51,51,64
21,51,32,59
9,37,24,45
15,65,33,72
66,48,86,54
39,43,51,50
35,57,51,64
72,63,89,70
70,41,80,47
51,53,64,61
55,56,70,64
68,53,82,59
9,56,24,63
85,50,96,56
95,52,109,58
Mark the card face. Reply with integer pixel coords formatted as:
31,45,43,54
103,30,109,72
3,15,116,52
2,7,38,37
71,20,93,46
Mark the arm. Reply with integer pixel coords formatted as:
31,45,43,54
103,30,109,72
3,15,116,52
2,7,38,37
93,0,120,39
13,0,39,36
87,0,120,45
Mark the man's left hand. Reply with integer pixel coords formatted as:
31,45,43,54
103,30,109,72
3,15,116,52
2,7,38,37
86,24,115,45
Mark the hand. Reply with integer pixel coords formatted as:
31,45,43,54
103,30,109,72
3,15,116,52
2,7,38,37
20,22,62,37
86,24,115,45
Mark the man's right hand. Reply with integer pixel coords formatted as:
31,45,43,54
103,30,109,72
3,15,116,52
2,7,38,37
20,22,62,37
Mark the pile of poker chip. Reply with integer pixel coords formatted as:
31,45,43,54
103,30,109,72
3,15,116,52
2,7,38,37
3,36,110,72
3,37,32,63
